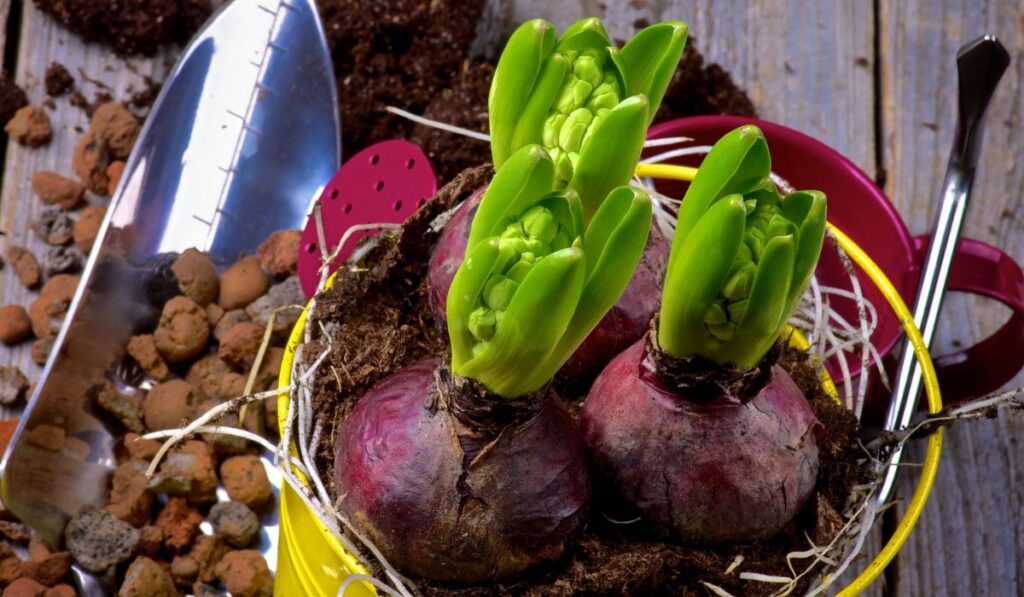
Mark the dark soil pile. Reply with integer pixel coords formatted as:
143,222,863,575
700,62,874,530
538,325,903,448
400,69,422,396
34,2,755,184
32,0,214,56
305,170,862,597
409,62,495,184
319,0,487,182
44,62,74,96
656,37,758,122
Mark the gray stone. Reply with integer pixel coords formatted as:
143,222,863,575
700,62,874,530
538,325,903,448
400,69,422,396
208,501,260,548
32,206,74,245
213,309,249,342
0,366,29,406
244,276,304,335
64,505,139,573
42,245,84,276
94,383,144,433
147,471,192,495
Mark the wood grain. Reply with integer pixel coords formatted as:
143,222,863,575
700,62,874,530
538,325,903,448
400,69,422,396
0,2,175,417
880,0,1024,595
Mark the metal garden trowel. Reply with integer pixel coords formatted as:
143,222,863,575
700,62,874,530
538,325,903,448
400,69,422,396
0,0,339,549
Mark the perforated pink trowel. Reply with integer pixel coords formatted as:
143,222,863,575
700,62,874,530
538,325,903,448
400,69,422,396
297,140,439,297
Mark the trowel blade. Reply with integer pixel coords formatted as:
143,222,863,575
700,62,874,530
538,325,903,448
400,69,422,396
0,0,339,546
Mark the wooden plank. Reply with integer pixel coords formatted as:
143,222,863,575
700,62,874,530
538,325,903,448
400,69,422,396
0,2,175,418
879,0,1024,595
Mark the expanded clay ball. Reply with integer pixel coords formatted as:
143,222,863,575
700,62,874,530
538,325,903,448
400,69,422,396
143,379,199,431
214,550,272,597
6,246,41,289
156,440,218,504
185,356,233,400
154,497,203,552
217,322,263,369
106,161,125,196
170,554,198,586
73,205,106,252
72,102,139,195
219,455,271,508
153,296,209,362
188,534,229,584
5,105,51,147
119,556,176,596
124,433,160,461
30,337,53,366
28,274,79,339
217,256,269,310
213,309,249,343
21,550,72,587
105,461,154,528
256,229,300,277
135,526,163,558
208,501,260,548
171,249,219,306
5,578,47,595
31,171,85,210
0,305,32,345
126,335,170,381
94,383,144,433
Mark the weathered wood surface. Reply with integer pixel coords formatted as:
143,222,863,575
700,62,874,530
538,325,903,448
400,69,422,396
0,0,1019,594
880,1,1024,595
0,2,175,417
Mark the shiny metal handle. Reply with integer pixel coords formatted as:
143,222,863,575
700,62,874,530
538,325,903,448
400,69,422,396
877,36,1009,505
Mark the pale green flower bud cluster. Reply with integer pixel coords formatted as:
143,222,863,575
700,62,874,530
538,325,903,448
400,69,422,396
468,205,575,345
489,18,687,220
704,200,795,342
659,125,827,370
543,49,622,182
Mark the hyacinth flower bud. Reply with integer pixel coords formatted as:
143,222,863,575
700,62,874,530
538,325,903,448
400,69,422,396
489,17,687,220
658,125,827,369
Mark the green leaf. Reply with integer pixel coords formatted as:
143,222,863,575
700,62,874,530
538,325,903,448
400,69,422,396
718,234,796,369
658,194,747,358
785,190,827,312
467,145,556,250
489,19,556,168
511,53,571,154
447,239,503,370
605,47,629,99
667,124,771,287
536,189,585,240
568,94,649,220
553,186,652,360
581,185,644,275
619,20,687,123
456,247,585,397
553,18,611,54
